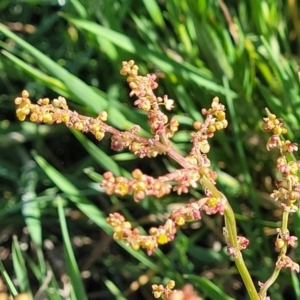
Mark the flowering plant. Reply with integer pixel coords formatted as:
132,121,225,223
14,60,299,300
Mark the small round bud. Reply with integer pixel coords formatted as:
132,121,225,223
130,142,142,152
14,97,22,105
74,122,84,131
61,113,70,123
153,291,161,299
199,140,210,153
113,232,123,241
129,81,138,89
95,131,105,140
215,121,223,131
21,90,29,98
273,126,282,135
208,124,216,133
128,60,135,66
268,114,276,121
43,113,53,123
149,227,158,235
22,107,31,116
16,110,26,121
216,111,225,121
167,280,175,289
92,124,101,132
131,243,140,251
193,121,202,130
186,155,198,165
114,226,122,233
212,96,219,103
275,238,285,249
157,233,168,245
120,69,127,76
130,68,138,76
123,221,132,230
207,197,218,207
30,112,39,122
42,98,50,105
175,217,185,226
98,111,108,121
221,119,228,128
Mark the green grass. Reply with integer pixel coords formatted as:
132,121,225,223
0,1,300,299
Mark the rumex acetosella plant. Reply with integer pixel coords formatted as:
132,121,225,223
14,60,299,300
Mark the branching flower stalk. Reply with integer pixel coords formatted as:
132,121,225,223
258,111,300,299
14,60,299,300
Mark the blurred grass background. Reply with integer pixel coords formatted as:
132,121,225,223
1,0,300,299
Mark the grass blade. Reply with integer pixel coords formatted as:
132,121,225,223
57,195,88,300
62,15,237,97
32,151,158,271
12,236,31,295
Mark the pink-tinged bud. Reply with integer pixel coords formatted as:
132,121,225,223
285,235,298,248
102,171,114,181
226,246,237,258
237,236,249,250
134,190,146,202
266,135,280,150
276,255,300,272
131,169,143,179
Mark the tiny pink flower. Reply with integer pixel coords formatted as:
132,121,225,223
266,135,280,150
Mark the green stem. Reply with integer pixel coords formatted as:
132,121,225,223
281,210,289,233
224,202,259,300
258,210,289,298
201,176,259,300
258,267,281,298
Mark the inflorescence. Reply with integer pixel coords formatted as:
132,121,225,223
14,60,300,300
14,60,229,257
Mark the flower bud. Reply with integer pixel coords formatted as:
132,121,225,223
275,238,285,249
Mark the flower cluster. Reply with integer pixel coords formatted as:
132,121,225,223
257,112,300,299
19,60,290,299
14,92,167,159
100,62,232,257
107,212,176,255
120,60,176,139
152,281,201,300
101,167,202,202
112,62,228,188
15,90,109,141
223,227,250,258
106,194,225,255
262,112,300,221
15,62,230,257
